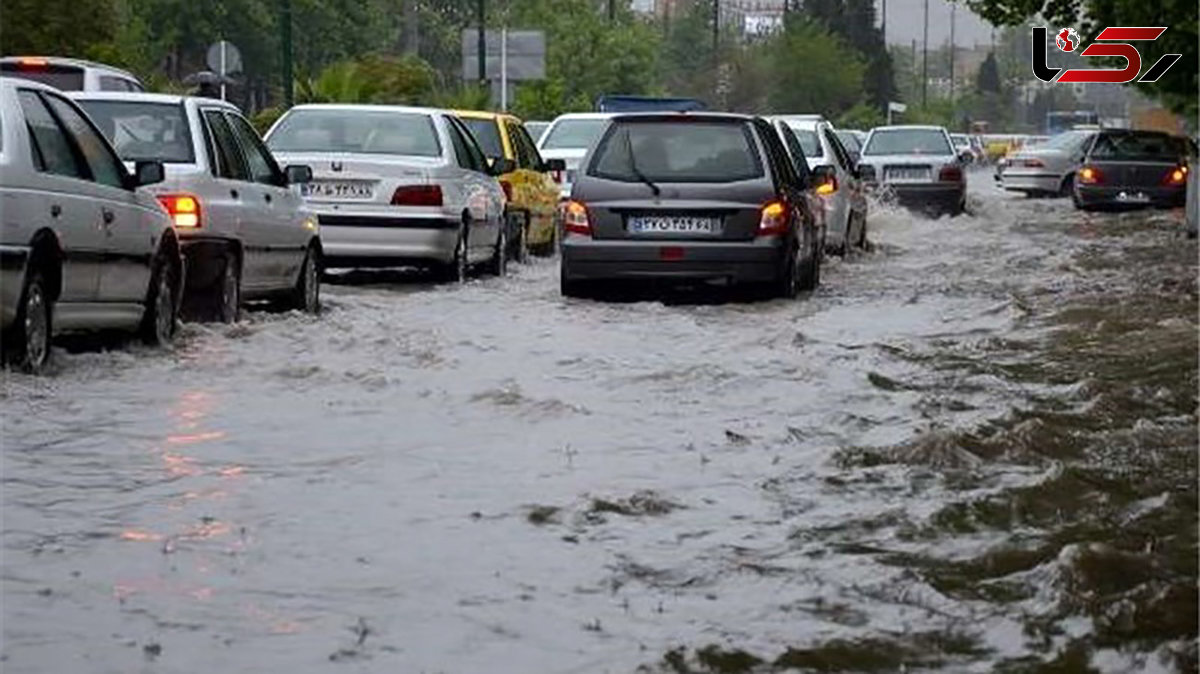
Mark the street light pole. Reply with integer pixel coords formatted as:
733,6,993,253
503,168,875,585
949,3,956,106
281,0,293,107
921,0,928,107
477,0,487,88
712,0,719,62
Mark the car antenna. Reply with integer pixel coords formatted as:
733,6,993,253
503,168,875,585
624,127,660,197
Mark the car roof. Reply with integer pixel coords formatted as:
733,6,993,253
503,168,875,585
70,91,238,110
769,115,827,129
549,112,617,122
608,111,756,123
453,109,521,123
284,103,445,116
0,77,61,94
871,125,948,132
0,56,139,80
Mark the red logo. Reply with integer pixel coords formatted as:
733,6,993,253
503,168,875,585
1032,26,1182,84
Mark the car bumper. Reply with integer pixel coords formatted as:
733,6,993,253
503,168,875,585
0,244,30,330
1075,185,1185,209
1002,171,1062,194
875,182,964,213
315,212,460,267
561,237,784,284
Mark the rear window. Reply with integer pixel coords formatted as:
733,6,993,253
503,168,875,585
459,117,504,159
1090,132,1186,161
540,119,608,150
267,109,441,157
1,62,84,90
77,100,195,163
783,124,822,157
863,129,953,156
950,134,970,146
589,120,763,183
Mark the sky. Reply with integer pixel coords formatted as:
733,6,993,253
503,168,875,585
878,0,999,48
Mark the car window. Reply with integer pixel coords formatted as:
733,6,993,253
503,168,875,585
835,130,861,154
43,93,126,189
447,117,488,172
505,121,533,169
541,119,608,150
515,124,545,169
782,122,822,158
863,129,953,156
78,100,195,164
1089,132,1184,161
590,120,763,183
267,109,441,156
459,117,505,160
226,112,283,186
777,123,812,185
2,62,85,90
445,118,480,171
824,129,853,171
18,90,85,178
99,76,130,91
756,120,798,189
203,109,250,180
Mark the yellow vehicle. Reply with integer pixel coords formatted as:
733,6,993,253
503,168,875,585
454,111,564,256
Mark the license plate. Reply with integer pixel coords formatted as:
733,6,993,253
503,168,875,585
885,167,931,182
628,215,720,235
302,181,374,199
1116,191,1150,203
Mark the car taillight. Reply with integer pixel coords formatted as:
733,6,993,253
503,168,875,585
391,185,443,206
1164,165,1187,185
551,169,563,184
1078,166,1103,184
499,180,513,202
563,200,591,236
938,165,963,182
757,200,790,236
1022,158,1045,168
815,175,838,196
157,194,201,228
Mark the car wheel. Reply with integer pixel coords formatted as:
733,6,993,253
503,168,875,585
777,240,800,298
856,214,868,249
285,244,321,313
1059,174,1074,198
487,222,507,277
140,249,179,346
7,264,53,373
213,252,241,323
439,221,468,283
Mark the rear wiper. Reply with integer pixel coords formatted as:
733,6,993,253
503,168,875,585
624,129,660,197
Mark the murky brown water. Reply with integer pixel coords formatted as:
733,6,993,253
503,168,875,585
2,175,1196,672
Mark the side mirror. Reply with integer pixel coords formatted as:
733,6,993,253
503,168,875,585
490,157,516,176
285,164,313,185
133,160,165,187
958,150,974,163
811,164,838,195
543,158,567,172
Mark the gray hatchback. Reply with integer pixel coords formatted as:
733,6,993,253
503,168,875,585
560,113,821,299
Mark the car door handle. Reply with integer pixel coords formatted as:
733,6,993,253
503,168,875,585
102,208,115,224
230,189,240,199
263,193,272,204
50,204,62,218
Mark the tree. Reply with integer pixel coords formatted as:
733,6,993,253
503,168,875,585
976,52,1001,93
801,0,895,109
965,0,1198,118
765,18,867,115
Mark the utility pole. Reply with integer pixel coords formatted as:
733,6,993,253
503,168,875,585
403,0,419,55
949,2,956,104
881,0,886,45
921,0,928,107
608,0,615,21
712,0,719,62
477,0,487,88
281,0,293,107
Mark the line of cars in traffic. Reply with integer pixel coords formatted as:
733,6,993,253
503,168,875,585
0,56,978,373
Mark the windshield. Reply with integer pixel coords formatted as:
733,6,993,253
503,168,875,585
78,100,195,163
1,62,85,90
1039,130,1092,152
540,119,608,150
525,122,549,142
1090,132,1186,161
460,117,504,159
589,120,762,183
835,131,860,153
267,109,441,156
863,129,953,156
782,123,822,157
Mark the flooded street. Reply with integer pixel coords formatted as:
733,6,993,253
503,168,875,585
2,173,1196,673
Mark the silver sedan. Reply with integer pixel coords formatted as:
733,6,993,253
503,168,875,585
1001,130,1095,197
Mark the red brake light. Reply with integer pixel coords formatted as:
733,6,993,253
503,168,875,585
1164,166,1187,185
1022,158,1045,168
157,194,201,228
18,57,49,69
391,185,443,206
563,200,591,236
938,165,963,182
499,180,513,202
1079,166,1103,184
551,170,563,184
758,200,790,236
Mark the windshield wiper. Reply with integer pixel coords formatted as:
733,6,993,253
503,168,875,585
624,129,660,197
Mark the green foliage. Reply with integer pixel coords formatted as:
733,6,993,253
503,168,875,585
251,106,285,135
430,84,492,111
297,54,435,104
976,52,1001,94
765,18,867,115
838,101,886,129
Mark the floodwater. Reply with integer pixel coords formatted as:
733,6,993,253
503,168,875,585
2,174,1196,673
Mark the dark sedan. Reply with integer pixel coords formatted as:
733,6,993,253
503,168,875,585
560,113,822,299
1073,130,1191,211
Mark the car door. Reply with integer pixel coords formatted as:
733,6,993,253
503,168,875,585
444,116,499,261
818,125,852,240
13,89,105,305
776,122,825,239
200,108,267,290
224,111,304,290
36,90,158,306
508,121,558,236
826,128,867,226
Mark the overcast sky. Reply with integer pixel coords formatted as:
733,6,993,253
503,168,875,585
878,0,999,48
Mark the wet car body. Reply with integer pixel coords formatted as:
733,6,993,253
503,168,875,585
858,125,966,216
266,105,508,280
1002,129,1094,198
1073,129,1190,211
74,92,323,320
560,113,821,298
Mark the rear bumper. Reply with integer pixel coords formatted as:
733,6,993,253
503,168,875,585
0,244,30,330
561,236,784,284
1075,185,1185,209
1002,171,1063,194
315,212,460,267
877,183,965,213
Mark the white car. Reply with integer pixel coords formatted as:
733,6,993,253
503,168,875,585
949,133,976,164
0,78,181,372
0,56,144,92
1001,130,1096,197
858,125,966,216
75,92,323,322
266,105,509,281
769,115,868,254
536,113,614,199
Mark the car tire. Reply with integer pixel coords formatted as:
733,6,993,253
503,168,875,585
6,263,53,373
212,252,241,323
285,243,321,313
1059,174,1074,198
855,213,868,249
560,274,589,298
140,248,180,347
438,221,469,283
797,235,818,292
486,221,507,277
777,240,800,299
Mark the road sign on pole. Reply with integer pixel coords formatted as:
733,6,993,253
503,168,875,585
206,40,243,101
